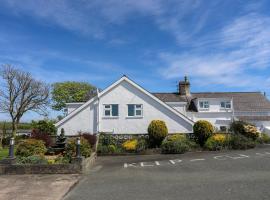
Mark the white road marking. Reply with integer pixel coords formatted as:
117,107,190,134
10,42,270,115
226,154,249,159
140,162,154,167
155,161,160,166
213,155,228,160
190,159,205,162
124,163,137,168
169,159,182,164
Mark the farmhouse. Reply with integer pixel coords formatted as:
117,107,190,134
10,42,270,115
55,76,270,136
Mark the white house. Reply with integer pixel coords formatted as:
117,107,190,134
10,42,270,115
55,76,270,136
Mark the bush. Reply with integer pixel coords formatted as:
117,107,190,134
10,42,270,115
31,120,57,135
205,133,231,151
122,139,138,152
81,133,97,147
97,144,122,154
193,120,214,147
161,134,191,154
64,137,91,160
229,134,256,150
243,124,259,140
16,139,47,157
230,121,259,140
135,138,148,152
148,120,168,147
16,155,48,164
31,129,52,147
256,133,270,144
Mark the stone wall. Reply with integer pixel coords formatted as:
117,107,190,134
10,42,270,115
0,153,96,175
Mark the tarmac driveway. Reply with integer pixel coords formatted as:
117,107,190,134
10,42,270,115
64,146,270,200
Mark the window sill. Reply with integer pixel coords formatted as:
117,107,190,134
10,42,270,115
102,116,119,119
126,116,143,119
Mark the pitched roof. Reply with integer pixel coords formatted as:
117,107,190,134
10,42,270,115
236,116,270,121
152,92,270,112
152,93,188,102
56,76,194,127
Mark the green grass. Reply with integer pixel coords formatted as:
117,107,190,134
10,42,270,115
0,148,9,160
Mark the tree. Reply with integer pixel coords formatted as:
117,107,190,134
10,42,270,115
0,64,49,137
51,81,96,111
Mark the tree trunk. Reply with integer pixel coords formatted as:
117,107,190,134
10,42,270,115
12,121,17,138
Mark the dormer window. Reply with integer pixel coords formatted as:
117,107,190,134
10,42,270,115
199,101,209,109
220,101,231,109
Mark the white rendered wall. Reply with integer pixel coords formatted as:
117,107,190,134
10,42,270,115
195,98,232,113
98,81,193,134
57,102,97,136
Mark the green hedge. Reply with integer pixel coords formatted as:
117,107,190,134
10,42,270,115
193,120,214,147
148,120,168,147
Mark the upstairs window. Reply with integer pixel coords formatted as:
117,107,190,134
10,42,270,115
199,101,209,109
104,104,119,117
220,101,231,109
128,104,143,117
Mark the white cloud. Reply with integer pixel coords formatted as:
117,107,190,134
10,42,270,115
160,13,270,90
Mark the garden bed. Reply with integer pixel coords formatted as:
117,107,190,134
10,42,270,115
0,152,96,175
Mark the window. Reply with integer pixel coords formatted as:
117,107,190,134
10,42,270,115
220,101,231,109
199,101,209,109
127,104,143,117
220,126,227,132
103,104,118,117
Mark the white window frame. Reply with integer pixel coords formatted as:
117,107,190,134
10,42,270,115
220,101,231,109
127,104,143,118
198,101,209,110
103,104,119,117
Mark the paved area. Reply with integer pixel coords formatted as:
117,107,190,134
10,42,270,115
65,146,270,200
0,174,80,200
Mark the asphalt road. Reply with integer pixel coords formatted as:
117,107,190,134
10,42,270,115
64,146,270,200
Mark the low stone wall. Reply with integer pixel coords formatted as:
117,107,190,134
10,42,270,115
0,153,96,175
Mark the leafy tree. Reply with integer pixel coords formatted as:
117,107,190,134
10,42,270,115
51,81,96,111
31,120,57,135
0,65,49,137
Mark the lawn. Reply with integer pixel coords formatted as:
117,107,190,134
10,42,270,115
0,148,9,160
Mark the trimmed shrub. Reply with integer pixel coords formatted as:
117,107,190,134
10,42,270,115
193,120,214,147
229,134,256,150
161,134,191,154
31,120,57,135
31,129,52,147
148,120,168,147
205,133,231,151
16,155,48,164
16,139,47,157
64,137,91,160
81,133,97,147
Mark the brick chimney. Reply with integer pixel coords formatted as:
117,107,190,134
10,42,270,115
179,76,190,96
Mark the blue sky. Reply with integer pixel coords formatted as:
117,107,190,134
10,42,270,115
1,0,270,121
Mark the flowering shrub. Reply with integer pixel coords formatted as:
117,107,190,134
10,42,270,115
16,139,47,157
122,139,138,151
243,124,259,140
205,133,230,151
230,134,256,149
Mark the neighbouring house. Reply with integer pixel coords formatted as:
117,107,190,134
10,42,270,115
55,76,270,136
